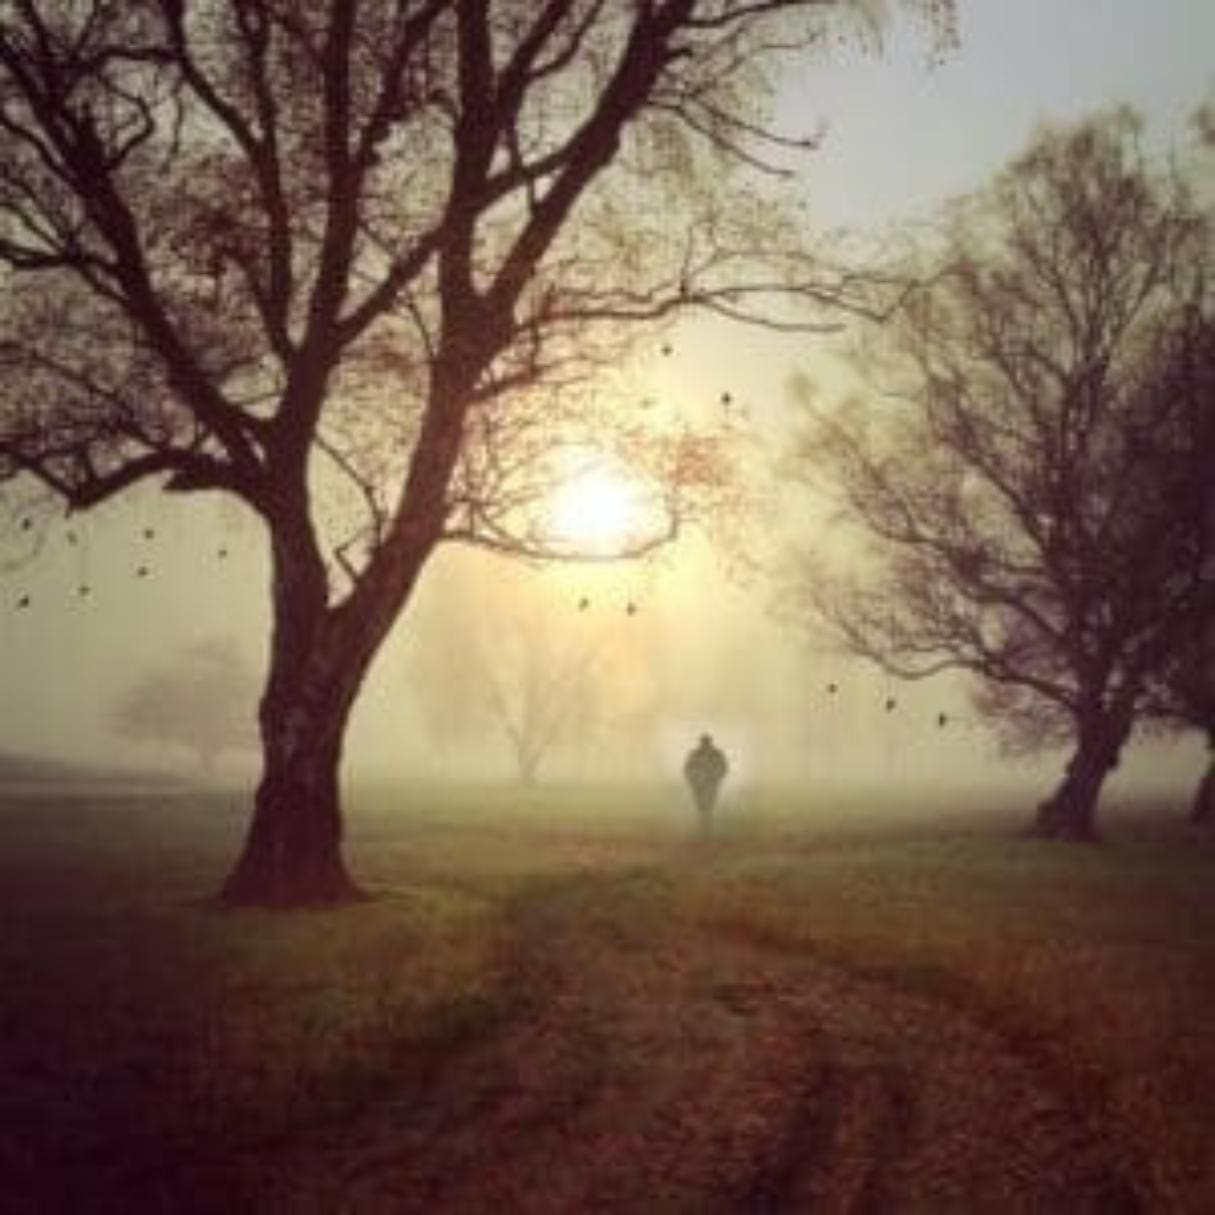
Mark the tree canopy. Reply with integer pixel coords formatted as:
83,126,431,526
0,0,952,569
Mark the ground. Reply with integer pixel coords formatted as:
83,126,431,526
0,781,1211,1211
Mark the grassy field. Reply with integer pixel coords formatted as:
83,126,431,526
0,781,1211,1211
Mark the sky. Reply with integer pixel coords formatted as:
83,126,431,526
1,0,1211,796
792,0,1215,231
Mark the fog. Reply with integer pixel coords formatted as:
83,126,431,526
0,477,1200,813
1,0,1210,813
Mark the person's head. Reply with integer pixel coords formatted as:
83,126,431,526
699,733,712,746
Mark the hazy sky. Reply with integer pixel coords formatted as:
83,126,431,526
791,0,1214,230
1,0,1210,790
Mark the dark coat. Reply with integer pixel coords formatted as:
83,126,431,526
684,738,727,793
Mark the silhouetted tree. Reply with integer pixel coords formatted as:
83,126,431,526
0,1,954,904
1149,621,1215,826
112,637,260,776
1139,318,1215,825
788,110,1214,840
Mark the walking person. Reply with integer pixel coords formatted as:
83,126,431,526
684,733,728,836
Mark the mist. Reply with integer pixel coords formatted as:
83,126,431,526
1,484,1198,820
2,4,1212,1210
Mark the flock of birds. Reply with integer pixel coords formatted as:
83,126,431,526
8,341,726,614
824,680,952,729
8,519,959,732
9,518,229,611
7,345,959,732
576,595,638,616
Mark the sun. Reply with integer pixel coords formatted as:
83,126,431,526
547,464,650,555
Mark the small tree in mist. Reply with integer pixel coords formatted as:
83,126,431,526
112,637,260,776
1,2,956,904
787,110,1214,840
479,614,602,785
408,558,656,783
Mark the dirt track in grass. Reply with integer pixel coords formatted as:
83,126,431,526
308,870,1138,1214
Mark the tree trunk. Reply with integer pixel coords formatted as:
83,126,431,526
220,530,376,907
516,743,542,786
195,745,217,780
1032,709,1132,842
1191,748,1214,827
220,686,363,907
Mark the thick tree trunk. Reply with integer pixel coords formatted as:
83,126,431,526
1032,709,1132,842
219,527,378,907
220,690,364,907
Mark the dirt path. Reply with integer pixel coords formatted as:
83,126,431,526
321,870,1139,1213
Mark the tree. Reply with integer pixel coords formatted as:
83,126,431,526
112,636,261,775
407,555,658,783
1149,618,1215,826
1139,316,1215,826
475,608,601,784
0,2,956,904
786,110,1214,840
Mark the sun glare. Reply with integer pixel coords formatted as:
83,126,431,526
547,465,650,555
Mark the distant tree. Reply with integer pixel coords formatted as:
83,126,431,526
112,637,260,776
408,557,656,783
787,110,1214,840
0,1,955,904
481,613,600,784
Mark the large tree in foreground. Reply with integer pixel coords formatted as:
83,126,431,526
788,110,1214,841
0,2,954,904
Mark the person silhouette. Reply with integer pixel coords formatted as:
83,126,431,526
684,733,728,835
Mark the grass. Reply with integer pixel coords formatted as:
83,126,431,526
677,802,1215,1210
0,787,512,1210
0,780,1211,1210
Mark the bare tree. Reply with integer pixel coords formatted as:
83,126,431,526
1147,619,1215,826
787,110,1214,840
0,2,955,904
1139,316,1215,826
480,612,601,784
408,556,657,782
112,636,260,775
